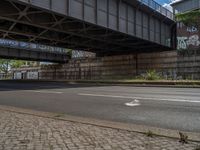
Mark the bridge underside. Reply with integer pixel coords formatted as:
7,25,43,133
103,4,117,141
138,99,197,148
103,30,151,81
0,0,176,57
0,47,69,63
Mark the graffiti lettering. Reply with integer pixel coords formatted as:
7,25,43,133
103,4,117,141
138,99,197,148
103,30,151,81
0,38,70,54
187,26,198,33
177,35,200,50
177,37,188,50
187,35,200,46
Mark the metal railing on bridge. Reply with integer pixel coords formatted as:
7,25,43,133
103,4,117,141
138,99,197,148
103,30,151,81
139,0,174,20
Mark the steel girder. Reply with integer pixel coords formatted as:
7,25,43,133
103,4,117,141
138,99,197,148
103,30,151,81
0,46,69,63
0,0,175,57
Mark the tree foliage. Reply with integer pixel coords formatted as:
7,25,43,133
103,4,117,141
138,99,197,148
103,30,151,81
0,59,26,74
11,60,26,68
176,9,200,27
0,59,10,74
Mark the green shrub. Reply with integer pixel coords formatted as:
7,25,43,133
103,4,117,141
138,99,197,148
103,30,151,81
144,70,161,80
176,9,200,26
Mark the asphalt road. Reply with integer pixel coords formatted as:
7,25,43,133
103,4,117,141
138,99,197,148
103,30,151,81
0,80,200,132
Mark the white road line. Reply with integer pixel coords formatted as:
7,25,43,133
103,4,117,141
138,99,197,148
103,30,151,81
26,90,63,94
78,93,200,103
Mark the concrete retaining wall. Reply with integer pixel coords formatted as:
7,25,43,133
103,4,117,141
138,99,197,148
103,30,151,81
39,50,200,80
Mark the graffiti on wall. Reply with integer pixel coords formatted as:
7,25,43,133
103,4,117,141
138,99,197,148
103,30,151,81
177,35,200,50
0,38,70,54
187,26,198,33
177,23,200,50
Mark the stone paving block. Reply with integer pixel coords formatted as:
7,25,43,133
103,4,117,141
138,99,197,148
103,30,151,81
0,110,199,150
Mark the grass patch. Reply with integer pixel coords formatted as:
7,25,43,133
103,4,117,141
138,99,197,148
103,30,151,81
54,113,65,118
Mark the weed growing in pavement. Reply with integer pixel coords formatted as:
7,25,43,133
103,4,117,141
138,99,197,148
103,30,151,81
54,113,65,118
179,132,188,144
50,145,54,150
19,139,30,144
195,145,200,150
146,130,154,138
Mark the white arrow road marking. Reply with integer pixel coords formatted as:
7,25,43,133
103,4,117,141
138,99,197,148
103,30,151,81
125,99,141,107
78,93,200,103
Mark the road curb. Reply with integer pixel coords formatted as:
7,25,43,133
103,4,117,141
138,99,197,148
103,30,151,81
3,80,200,88
0,105,199,142
68,81,200,88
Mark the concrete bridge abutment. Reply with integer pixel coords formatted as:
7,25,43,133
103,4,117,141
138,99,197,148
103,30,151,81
38,50,200,80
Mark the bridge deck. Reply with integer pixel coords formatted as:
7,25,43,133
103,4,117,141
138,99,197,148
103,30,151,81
0,0,176,57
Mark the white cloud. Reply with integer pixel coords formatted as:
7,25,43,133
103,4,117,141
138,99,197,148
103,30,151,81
163,0,183,11
170,0,183,4
163,3,173,12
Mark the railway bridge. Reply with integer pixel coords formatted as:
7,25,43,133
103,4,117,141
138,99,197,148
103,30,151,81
0,0,176,62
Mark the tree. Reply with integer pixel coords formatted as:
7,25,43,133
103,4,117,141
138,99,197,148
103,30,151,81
0,59,10,74
11,60,26,68
176,9,200,28
0,59,26,75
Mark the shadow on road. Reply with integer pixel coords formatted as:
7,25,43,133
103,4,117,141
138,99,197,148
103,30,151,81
0,80,111,91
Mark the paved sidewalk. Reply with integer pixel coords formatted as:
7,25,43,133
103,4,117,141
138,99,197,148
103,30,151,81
0,109,199,150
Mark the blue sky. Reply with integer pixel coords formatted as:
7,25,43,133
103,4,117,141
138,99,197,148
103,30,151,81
156,0,170,4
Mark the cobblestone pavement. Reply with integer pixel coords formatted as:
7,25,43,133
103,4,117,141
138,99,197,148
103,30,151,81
0,109,199,150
